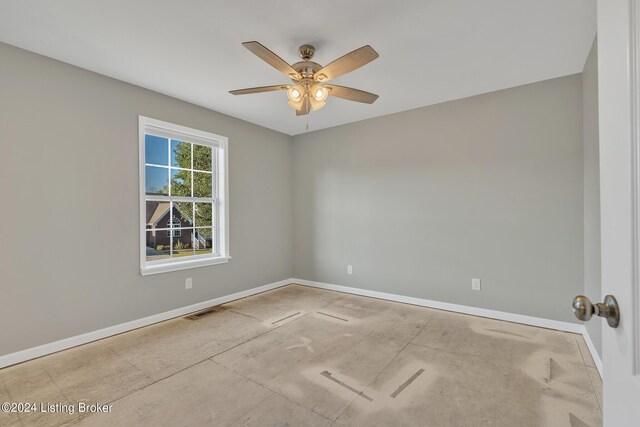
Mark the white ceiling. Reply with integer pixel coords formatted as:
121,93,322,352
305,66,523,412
0,0,596,136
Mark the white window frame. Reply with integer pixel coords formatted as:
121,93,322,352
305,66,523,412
139,116,230,276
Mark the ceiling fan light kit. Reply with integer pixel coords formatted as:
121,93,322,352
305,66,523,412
230,41,380,116
287,83,331,111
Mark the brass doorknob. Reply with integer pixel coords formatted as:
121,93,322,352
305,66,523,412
572,295,620,328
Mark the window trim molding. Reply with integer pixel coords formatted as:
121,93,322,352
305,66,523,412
139,116,230,276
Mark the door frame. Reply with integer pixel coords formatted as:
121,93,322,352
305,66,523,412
631,0,640,377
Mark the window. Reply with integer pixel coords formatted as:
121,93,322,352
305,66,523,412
167,218,181,237
139,116,229,275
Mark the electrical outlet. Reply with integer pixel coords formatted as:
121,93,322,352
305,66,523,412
471,278,481,291
347,265,353,275
185,278,192,290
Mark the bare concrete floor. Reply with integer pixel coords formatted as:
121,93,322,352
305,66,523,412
0,285,602,426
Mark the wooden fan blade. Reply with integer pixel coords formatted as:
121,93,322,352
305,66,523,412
296,97,310,116
243,41,301,79
314,45,379,82
229,85,289,95
324,85,379,104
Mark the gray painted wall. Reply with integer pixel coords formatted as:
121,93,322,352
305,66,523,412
292,75,584,323
0,43,294,355
582,38,602,357
0,40,593,358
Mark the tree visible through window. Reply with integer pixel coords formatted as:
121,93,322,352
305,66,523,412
140,117,228,275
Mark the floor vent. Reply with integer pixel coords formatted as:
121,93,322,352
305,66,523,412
184,306,226,320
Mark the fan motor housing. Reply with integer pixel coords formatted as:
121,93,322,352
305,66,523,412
292,61,322,80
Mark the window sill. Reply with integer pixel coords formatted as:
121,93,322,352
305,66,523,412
140,256,230,276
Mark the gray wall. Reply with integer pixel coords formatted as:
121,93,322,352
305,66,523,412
292,75,584,323
0,40,594,357
582,38,602,357
0,43,294,356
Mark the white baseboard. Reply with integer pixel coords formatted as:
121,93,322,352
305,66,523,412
299,279,603,379
292,278,584,334
581,325,603,377
1,277,604,380
293,279,608,377
0,278,291,369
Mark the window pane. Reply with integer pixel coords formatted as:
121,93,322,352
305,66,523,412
195,202,213,227
172,229,194,258
194,228,213,256
193,171,213,198
193,144,212,172
146,201,171,229
145,135,169,166
170,169,191,197
173,202,194,228
145,166,169,195
171,140,191,168
146,231,170,262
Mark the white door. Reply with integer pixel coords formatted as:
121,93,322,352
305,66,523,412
598,0,640,425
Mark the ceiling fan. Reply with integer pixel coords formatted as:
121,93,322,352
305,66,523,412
230,41,379,116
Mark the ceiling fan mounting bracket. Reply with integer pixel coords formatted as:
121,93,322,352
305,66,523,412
298,44,315,61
